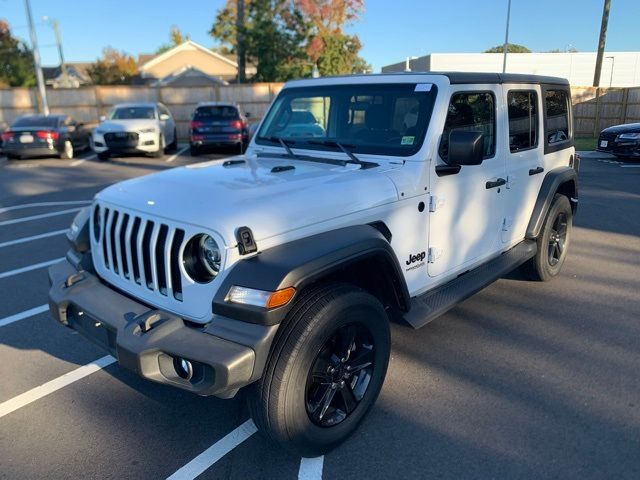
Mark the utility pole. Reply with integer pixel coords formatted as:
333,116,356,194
236,0,246,84
593,0,611,87
43,17,70,88
24,0,49,114
502,0,512,73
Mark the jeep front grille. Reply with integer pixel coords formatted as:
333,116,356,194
99,206,185,301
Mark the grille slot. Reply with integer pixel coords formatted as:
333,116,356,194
95,206,184,302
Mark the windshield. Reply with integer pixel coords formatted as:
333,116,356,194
256,83,437,157
13,116,59,128
194,105,239,120
110,107,156,120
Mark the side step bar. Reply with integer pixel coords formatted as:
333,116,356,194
403,240,537,329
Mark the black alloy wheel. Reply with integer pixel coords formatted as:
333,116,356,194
548,211,568,267
305,322,375,427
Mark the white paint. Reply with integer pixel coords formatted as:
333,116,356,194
165,419,257,480
298,456,325,480
620,164,640,168
166,145,188,163
0,304,48,328
0,356,116,418
0,257,64,280
0,200,90,214
0,229,67,248
0,208,81,226
70,153,97,166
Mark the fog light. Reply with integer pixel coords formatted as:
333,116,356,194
174,357,194,381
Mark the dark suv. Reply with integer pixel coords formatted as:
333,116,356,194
189,102,249,156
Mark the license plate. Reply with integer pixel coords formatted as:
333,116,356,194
600,140,608,148
19,134,34,143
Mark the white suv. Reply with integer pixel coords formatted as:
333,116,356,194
92,102,177,160
50,73,579,456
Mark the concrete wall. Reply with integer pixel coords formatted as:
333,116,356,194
0,84,284,140
383,52,640,88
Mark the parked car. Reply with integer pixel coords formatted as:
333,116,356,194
92,102,177,161
189,102,249,155
1,114,90,160
49,72,578,457
597,122,640,159
0,120,8,154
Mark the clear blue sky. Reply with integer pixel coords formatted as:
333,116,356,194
1,0,638,71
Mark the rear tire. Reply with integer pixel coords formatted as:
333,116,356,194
97,152,109,162
521,194,572,281
190,145,200,156
60,140,74,159
247,284,390,457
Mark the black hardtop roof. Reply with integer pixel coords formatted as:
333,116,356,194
439,72,569,86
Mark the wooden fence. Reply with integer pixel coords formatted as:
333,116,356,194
0,83,284,140
1,83,638,140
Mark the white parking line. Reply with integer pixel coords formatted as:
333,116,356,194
0,200,90,214
0,355,116,418
0,207,81,227
0,258,63,280
0,229,67,249
166,419,258,480
298,456,325,480
620,165,640,168
70,153,97,167
166,145,189,163
0,304,49,328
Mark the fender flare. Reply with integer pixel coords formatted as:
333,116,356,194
526,166,578,239
212,225,410,326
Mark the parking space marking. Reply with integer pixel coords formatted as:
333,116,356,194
620,165,640,168
0,229,67,249
0,258,63,280
166,419,258,480
0,304,48,328
0,207,81,226
0,355,115,418
298,456,324,480
0,200,90,214
166,146,189,163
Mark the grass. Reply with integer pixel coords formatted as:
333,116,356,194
574,137,597,151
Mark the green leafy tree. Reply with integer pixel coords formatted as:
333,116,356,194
484,43,531,53
155,25,190,54
0,20,35,87
87,47,138,85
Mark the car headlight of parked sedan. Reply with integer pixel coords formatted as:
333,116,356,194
617,132,640,141
138,127,158,134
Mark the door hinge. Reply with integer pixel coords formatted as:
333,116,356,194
429,196,445,212
427,247,443,263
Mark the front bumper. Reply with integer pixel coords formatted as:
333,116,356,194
48,259,260,397
93,132,159,154
596,140,640,157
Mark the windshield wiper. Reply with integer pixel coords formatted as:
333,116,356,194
308,140,379,169
259,136,347,167
266,136,296,157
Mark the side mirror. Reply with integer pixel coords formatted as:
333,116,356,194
248,123,259,140
447,131,484,166
99,115,106,122
159,113,170,121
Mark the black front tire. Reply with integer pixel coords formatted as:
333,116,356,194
247,284,390,457
190,145,200,156
97,152,110,162
521,194,572,281
166,129,178,152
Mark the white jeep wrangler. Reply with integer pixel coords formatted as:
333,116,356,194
49,73,579,456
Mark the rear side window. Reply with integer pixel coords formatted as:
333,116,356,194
439,92,496,160
194,106,239,120
545,89,570,145
508,91,538,152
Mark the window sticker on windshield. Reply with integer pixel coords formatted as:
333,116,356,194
401,136,415,145
414,83,432,92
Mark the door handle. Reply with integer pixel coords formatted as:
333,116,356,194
486,178,507,189
529,166,544,176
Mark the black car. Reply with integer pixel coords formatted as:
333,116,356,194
189,103,249,156
597,122,640,159
1,114,91,160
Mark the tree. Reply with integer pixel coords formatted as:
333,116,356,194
155,25,190,54
298,0,370,75
0,20,35,87
484,43,531,53
210,0,310,82
87,47,138,85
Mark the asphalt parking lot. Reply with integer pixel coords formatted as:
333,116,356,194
0,149,639,479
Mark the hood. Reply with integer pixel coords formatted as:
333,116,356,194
96,155,400,246
97,119,159,133
602,122,640,134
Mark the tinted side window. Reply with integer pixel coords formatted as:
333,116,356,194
545,89,570,144
508,91,538,152
439,92,495,160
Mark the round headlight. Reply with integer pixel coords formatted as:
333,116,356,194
183,234,221,283
92,205,101,241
